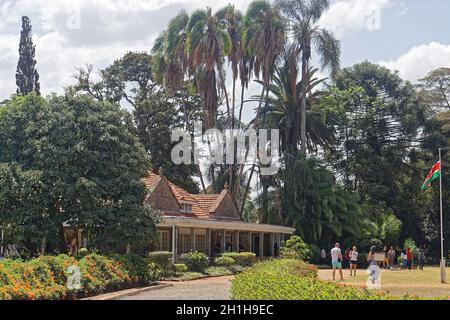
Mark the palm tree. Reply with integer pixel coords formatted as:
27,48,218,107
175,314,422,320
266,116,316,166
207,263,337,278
276,0,340,155
186,7,231,129
215,4,244,129
243,0,286,119
239,0,286,213
257,52,335,153
151,11,190,90
151,12,208,192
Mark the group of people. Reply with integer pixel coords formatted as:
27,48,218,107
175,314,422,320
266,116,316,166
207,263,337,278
327,243,426,281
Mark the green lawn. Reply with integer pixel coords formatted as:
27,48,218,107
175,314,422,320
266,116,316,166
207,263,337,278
318,267,450,298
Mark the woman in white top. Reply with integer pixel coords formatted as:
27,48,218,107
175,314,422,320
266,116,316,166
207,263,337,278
349,246,358,276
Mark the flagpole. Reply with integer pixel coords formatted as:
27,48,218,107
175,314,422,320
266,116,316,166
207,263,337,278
439,148,446,283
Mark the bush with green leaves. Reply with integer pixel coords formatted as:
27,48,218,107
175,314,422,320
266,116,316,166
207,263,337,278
174,263,188,273
279,235,311,260
185,251,209,273
148,251,173,276
214,256,236,267
221,252,257,266
231,259,397,300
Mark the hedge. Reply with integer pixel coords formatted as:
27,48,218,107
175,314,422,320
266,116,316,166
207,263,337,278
0,253,162,300
221,252,257,266
214,256,235,267
231,259,395,300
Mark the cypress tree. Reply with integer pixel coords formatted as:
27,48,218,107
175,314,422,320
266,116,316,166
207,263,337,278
16,16,40,96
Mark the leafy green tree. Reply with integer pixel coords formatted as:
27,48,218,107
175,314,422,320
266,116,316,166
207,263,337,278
133,89,201,193
16,16,40,96
279,154,362,245
417,67,450,113
73,52,154,107
0,94,160,253
322,62,427,247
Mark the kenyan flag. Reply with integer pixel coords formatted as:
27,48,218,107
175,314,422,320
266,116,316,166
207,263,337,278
422,161,441,190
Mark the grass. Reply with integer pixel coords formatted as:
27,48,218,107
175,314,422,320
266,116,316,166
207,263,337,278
318,267,450,298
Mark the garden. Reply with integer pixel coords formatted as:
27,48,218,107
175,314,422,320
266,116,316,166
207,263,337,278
0,250,257,300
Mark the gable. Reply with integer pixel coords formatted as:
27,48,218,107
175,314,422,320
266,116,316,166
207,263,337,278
209,191,240,221
146,176,181,215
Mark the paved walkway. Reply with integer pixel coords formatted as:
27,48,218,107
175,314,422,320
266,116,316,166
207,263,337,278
119,276,234,300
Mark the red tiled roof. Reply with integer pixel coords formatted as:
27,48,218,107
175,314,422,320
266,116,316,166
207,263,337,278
192,194,220,213
142,171,220,219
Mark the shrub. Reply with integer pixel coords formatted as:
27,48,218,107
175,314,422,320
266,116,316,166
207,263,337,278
78,253,130,295
148,251,172,268
231,259,394,300
214,256,235,267
221,252,257,266
185,251,209,273
0,252,165,300
112,254,160,285
0,257,67,300
174,264,188,273
279,235,311,260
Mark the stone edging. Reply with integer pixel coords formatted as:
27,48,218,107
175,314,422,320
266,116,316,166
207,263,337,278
80,283,173,300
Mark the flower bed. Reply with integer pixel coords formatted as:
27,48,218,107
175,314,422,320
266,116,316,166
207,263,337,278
231,259,398,300
0,253,161,300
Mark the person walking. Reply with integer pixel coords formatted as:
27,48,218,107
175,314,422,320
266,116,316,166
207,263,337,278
406,247,413,270
401,251,408,270
383,246,389,269
367,246,377,266
418,249,425,270
344,247,350,269
349,246,358,276
388,246,396,269
331,243,344,281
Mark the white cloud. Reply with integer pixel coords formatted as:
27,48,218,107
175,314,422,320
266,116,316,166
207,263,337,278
0,0,253,98
379,42,450,83
319,0,392,37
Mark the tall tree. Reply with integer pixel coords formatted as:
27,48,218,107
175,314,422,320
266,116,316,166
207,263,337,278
186,7,232,129
257,52,334,154
16,16,40,96
0,94,160,253
276,0,340,155
243,0,286,118
324,62,427,245
417,67,450,113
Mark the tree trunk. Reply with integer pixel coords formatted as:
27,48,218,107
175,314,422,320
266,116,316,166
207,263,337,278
40,235,46,256
240,86,270,214
218,67,231,126
238,83,245,125
300,54,309,156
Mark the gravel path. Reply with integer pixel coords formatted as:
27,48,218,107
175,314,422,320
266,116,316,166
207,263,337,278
119,276,234,300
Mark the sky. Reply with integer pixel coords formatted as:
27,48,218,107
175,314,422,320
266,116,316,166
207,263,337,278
1,0,450,118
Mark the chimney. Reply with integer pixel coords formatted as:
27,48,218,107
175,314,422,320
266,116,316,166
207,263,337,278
159,167,163,176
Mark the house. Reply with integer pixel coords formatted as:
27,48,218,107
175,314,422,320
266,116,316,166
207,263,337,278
143,169,295,262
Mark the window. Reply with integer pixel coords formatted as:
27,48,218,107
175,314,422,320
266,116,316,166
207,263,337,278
240,233,249,251
157,230,169,251
225,232,233,252
179,233,191,254
180,203,193,213
196,234,206,253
